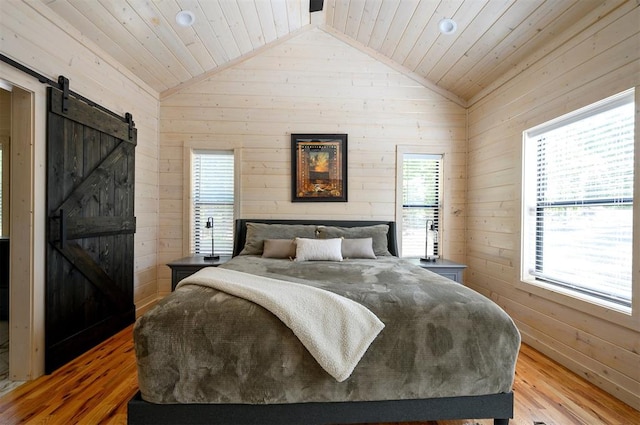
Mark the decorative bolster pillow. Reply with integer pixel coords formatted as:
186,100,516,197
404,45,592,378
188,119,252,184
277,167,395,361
262,239,296,259
295,238,343,262
342,237,376,259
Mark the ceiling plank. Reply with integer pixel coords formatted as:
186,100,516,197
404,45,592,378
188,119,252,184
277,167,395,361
455,0,583,98
97,0,192,82
286,0,303,30
413,0,473,78
367,0,401,51
390,0,439,65
355,0,383,46
401,0,461,72
468,0,631,105
331,0,351,33
218,0,254,54
426,0,517,85
191,0,239,62
45,0,165,91
151,0,218,73
254,0,278,44
272,0,292,38
237,0,267,49
343,0,366,40
68,0,176,90
437,0,539,95
127,0,205,78
379,0,420,58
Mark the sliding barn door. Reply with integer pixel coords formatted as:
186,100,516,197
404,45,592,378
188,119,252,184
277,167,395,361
46,85,136,373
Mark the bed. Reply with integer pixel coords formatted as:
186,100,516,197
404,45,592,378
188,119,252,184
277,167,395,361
128,219,520,425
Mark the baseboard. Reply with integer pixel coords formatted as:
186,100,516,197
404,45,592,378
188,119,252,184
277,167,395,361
135,296,159,318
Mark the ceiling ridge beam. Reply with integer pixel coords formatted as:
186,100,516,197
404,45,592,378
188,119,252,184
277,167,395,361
160,23,318,101
319,25,468,108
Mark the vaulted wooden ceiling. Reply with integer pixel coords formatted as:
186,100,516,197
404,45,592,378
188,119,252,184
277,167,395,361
40,0,612,102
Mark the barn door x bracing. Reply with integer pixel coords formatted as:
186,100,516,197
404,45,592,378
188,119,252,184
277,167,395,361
46,83,136,373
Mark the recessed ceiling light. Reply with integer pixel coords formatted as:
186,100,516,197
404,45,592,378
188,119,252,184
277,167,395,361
176,10,195,27
438,18,457,35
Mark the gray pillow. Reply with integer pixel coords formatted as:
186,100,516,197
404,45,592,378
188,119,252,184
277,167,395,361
316,224,391,256
342,238,376,259
239,223,317,255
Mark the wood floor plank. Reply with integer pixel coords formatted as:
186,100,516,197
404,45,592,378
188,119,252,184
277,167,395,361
0,325,637,425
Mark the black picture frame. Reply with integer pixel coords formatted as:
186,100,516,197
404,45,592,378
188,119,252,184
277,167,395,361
291,134,348,202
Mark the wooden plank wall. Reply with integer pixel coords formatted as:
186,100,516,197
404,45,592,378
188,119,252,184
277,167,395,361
158,27,467,294
0,1,160,377
466,2,640,410
0,90,9,236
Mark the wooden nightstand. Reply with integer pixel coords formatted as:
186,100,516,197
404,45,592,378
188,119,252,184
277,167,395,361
167,255,231,291
409,258,467,283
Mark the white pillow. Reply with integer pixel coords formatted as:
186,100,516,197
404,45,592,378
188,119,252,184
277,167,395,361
342,238,376,259
294,238,343,262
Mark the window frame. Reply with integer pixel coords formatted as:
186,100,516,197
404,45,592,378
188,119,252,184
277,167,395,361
519,88,638,327
396,146,444,258
183,145,241,258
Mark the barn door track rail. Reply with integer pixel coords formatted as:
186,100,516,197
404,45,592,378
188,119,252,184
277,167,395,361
0,52,135,139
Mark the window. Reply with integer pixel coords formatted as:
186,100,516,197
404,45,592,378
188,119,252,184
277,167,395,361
401,154,442,258
191,150,235,257
522,89,635,310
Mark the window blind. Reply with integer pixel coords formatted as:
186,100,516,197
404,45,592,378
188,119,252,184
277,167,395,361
528,89,634,307
401,154,442,257
191,150,234,257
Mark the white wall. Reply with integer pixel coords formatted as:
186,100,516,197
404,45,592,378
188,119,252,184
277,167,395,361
158,27,467,295
466,3,640,409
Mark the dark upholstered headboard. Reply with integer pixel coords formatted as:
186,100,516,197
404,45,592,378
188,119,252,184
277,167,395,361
233,219,398,257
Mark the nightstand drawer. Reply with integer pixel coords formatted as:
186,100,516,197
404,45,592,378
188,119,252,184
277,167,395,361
167,256,230,290
436,271,462,282
409,258,467,283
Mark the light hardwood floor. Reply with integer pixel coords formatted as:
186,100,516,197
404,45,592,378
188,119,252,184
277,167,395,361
0,325,637,425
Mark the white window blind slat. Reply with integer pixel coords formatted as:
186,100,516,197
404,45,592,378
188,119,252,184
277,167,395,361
191,151,234,256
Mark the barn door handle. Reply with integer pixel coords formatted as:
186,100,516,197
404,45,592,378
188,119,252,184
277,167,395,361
59,209,67,249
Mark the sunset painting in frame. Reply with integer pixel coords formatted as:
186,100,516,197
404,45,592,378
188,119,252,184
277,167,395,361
291,134,348,202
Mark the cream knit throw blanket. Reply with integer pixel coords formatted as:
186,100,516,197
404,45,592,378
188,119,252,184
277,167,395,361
177,267,385,382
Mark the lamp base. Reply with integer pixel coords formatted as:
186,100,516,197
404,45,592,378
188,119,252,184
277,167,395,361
204,255,219,261
420,256,438,262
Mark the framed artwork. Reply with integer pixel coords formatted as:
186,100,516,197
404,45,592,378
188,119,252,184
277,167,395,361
291,134,348,202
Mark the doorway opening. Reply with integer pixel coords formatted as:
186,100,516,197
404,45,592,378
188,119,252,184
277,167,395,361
0,79,35,395
0,86,14,395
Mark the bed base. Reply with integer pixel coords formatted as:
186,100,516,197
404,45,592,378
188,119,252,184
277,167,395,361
127,391,512,425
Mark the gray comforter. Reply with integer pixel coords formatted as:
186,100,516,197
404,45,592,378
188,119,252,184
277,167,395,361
134,256,520,404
